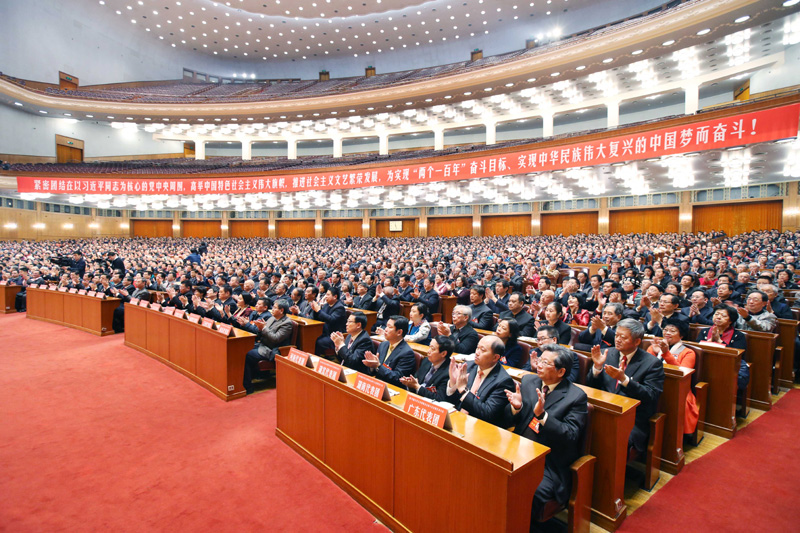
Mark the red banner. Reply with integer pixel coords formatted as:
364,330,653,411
16,104,799,195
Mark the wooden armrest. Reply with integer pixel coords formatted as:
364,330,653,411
692,381,708,446
772,347,782,395
569,454,596,533
644,413,665,491
432,313,442,322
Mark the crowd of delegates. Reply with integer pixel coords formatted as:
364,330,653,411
1,228,796,530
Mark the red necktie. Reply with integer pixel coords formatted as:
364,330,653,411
470,371,484,395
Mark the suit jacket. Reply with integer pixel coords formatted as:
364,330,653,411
449,324,479,355
374,294,401,321
487,294,510,314
576,325,615,350
505,375,588,506
337,331,374,374
397,285,415,302
412,357,450,401
373,339,416,388
585,347,664,452
314,300,347,336
446,362,515,427
680,304,714,325
256,315,294,350
498,309,537,338
417,289,440,319
644,311,690,336
469,302,494,331
352,293,375,311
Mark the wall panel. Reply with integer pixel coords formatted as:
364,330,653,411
692,201,782,235
609,207,678,234
230,221,269,238
428,217,472,237
132,220,173,238
540,212,598,236
323,219,363,238
276,220,315,239
182,220,221,238
482,215,531,236
373,219,419,238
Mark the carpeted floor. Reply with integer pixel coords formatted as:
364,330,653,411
0,313,384,532
619,388,800,533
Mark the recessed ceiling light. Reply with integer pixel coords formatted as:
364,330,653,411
735,15,750,23
575,65,586,70
631,49,643,55
602,58,613,63
13,102,22,106
662,39,675,46
784,0,800,6
39,110,47,114
696,28,711,35
526,77,536,82
550,72,560,77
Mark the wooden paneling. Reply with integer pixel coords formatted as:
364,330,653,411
540,212,598,236
230,221,269,238
428,217,472,237
692,201,782,235
56,145,82,163
277,220,315,238
482,215,531,236
373,219,419,238
609,207,678,234
132,220,173,238
182,220,221,238
323,219,363,238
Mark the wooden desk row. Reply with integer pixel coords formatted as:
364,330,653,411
124,303,256,401
276,353,550,533
0,283,22,313
26,286,119,336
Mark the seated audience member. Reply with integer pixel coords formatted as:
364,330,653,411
504,344,588,525
761,284,793,320
495,318,523,368
110,276,152,333
586,318,664,455
735,290,777,332
485,280,511,313
452,275,472,306
574,302,624,352
699,305,750,391
538,301,572,345
644,294,690,336
437,305,480,355
405,302,431,345
497,292,537,338
412,277,440,320
646,322,699,435
332,311,374,374
400,335,454,402
236,297,271,332
242,300,294,394
362,316,416,388
468,285,495,330
446,335,515,427
681,289,714,325
565,294,591,327
522,326,581,383
312,287,348,356
351,282,374,311
371,285,401,331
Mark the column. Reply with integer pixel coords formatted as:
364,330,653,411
531,203,541,236
287,138,298,160
172,211,181,238
332,136,343,158
684,82,700,115
419,210,428,237
315,211,323,238
194,140,206,161
598,197,609,235
241,140,252,161
607,100,620,129
472,211,481,237
485,121,497,146
221,211,230,238
362,210,371,237
542,113,554,138
679,191,693,233
268,211,277,238
782,182,799,232
434,128,445,151
379,134,389,156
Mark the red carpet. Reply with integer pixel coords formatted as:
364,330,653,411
620,389,800,533
0,314,384,532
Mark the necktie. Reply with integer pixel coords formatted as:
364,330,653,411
542,384,550,396
619,354,628,373
470,371,484,394
422,365,436,386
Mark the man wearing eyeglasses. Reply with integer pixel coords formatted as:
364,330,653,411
522,325,580,383
505,344,588,527
436,305,479,355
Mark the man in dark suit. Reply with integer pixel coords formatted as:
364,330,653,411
69,251,86,278
468,285,494,330
644,293,689,336
504,344,588,524
445,335,515,427
497,292,536,338
362,316,416,388
486,280,511,314
236,297,272,332
574,302,624,352
351,282,375,311
396,275,415,302
332,311,374,374
413,277,440,320
680,289,714,325
371,285,401,331
313,287,348,356
400,335,454,402
107,251,125,275
522,326,580,383
242,300,294,394
436,305,479,355
586,318,664,454
110,276,152,333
